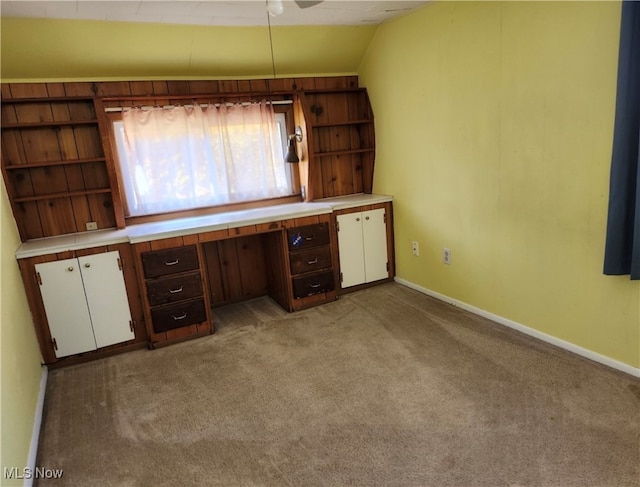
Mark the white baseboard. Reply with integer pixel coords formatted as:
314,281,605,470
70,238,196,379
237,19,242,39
24,366,48,487
395,277,640,378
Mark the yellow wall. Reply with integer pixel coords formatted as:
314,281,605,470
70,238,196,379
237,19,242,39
0,177,43,484
0,17,377,81
360,1,640,368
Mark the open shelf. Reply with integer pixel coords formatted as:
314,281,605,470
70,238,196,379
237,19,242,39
2,119,98,129
1,94,119,241
4,157,107,170
314,148,375,157
14,188,112,203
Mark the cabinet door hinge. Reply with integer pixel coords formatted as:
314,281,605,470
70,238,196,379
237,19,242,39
51,338,58,351
340,272,343,283
129,320,135,332
383,213,387,224
35,272,42,285
386,262,389,272
117,258,123,271
335,221,340,232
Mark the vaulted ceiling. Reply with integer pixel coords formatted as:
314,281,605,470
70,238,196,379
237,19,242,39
0,1,430,82
1,1,429,26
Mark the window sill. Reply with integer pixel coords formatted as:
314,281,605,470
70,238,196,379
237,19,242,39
123,194,304,226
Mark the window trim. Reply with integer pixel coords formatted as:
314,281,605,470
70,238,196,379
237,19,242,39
105,102,302,225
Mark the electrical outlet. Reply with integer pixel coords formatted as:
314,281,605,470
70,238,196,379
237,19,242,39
412,241,419,256
86,221,98,231
443,248,451,265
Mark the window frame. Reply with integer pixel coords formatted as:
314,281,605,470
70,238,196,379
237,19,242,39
105,101,302,225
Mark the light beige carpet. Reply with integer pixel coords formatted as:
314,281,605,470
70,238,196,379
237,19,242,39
35,283,639,486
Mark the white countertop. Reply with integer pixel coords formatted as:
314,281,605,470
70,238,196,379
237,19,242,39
15,193,392,259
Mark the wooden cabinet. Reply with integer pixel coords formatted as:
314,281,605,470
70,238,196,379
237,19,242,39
335,203,394,290
287,222,335,299
280,214,338,311
34,251,134,358
1,94,122,241
15,198,392,366
135,239,213,347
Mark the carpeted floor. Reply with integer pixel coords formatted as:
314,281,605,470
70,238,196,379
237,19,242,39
35,283,639,486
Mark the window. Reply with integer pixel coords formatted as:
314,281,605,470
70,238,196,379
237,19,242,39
111,101,297,218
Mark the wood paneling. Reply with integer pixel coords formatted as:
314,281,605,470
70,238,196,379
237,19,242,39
263,231,290,310
2,76,375,242
202,235,269,307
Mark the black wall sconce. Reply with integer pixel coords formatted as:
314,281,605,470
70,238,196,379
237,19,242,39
285,126,303,163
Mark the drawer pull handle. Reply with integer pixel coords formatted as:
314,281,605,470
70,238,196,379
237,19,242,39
168,286,184,294
164,259,180,266
309,283,322,288
304,235,316,241
306,258,319,265
172,312,188,321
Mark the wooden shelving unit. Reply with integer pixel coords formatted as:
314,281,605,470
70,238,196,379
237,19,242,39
1,76,375,241
1,96,120,241
299,88,376,201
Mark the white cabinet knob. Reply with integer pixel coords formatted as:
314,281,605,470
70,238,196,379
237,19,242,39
84,263,91,268
67,266,74,272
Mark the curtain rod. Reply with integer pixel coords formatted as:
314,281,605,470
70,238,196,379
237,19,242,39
104,100,292,113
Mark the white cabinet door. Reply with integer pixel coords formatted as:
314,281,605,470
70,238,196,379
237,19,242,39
79,252,134,349
337,208,389,288
337,212,367,288
36,258,97,358
362,208,389,283
36,251,134,358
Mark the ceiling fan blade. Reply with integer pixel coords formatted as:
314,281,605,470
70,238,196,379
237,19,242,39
294,0,324,8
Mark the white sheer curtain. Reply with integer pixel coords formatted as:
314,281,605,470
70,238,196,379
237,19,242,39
119,101,292,217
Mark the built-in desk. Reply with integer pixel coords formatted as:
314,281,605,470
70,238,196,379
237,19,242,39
15,194,393,365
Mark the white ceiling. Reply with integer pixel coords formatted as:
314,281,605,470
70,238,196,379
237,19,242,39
0,0,430,26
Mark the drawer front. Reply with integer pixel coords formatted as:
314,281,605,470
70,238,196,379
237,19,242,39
142,245,199,278
292,270,335,298
287,223,330,251
146,272,203,306
290,246,332,275
151,299,207,333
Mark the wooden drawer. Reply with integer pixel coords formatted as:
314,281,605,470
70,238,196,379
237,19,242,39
289,246,332,275
292,270,335,298
287,223,330,251
146,272,203,307
151,299,207,333
142,245,199,278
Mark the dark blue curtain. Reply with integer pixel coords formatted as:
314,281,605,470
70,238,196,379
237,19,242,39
604,1,640,280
